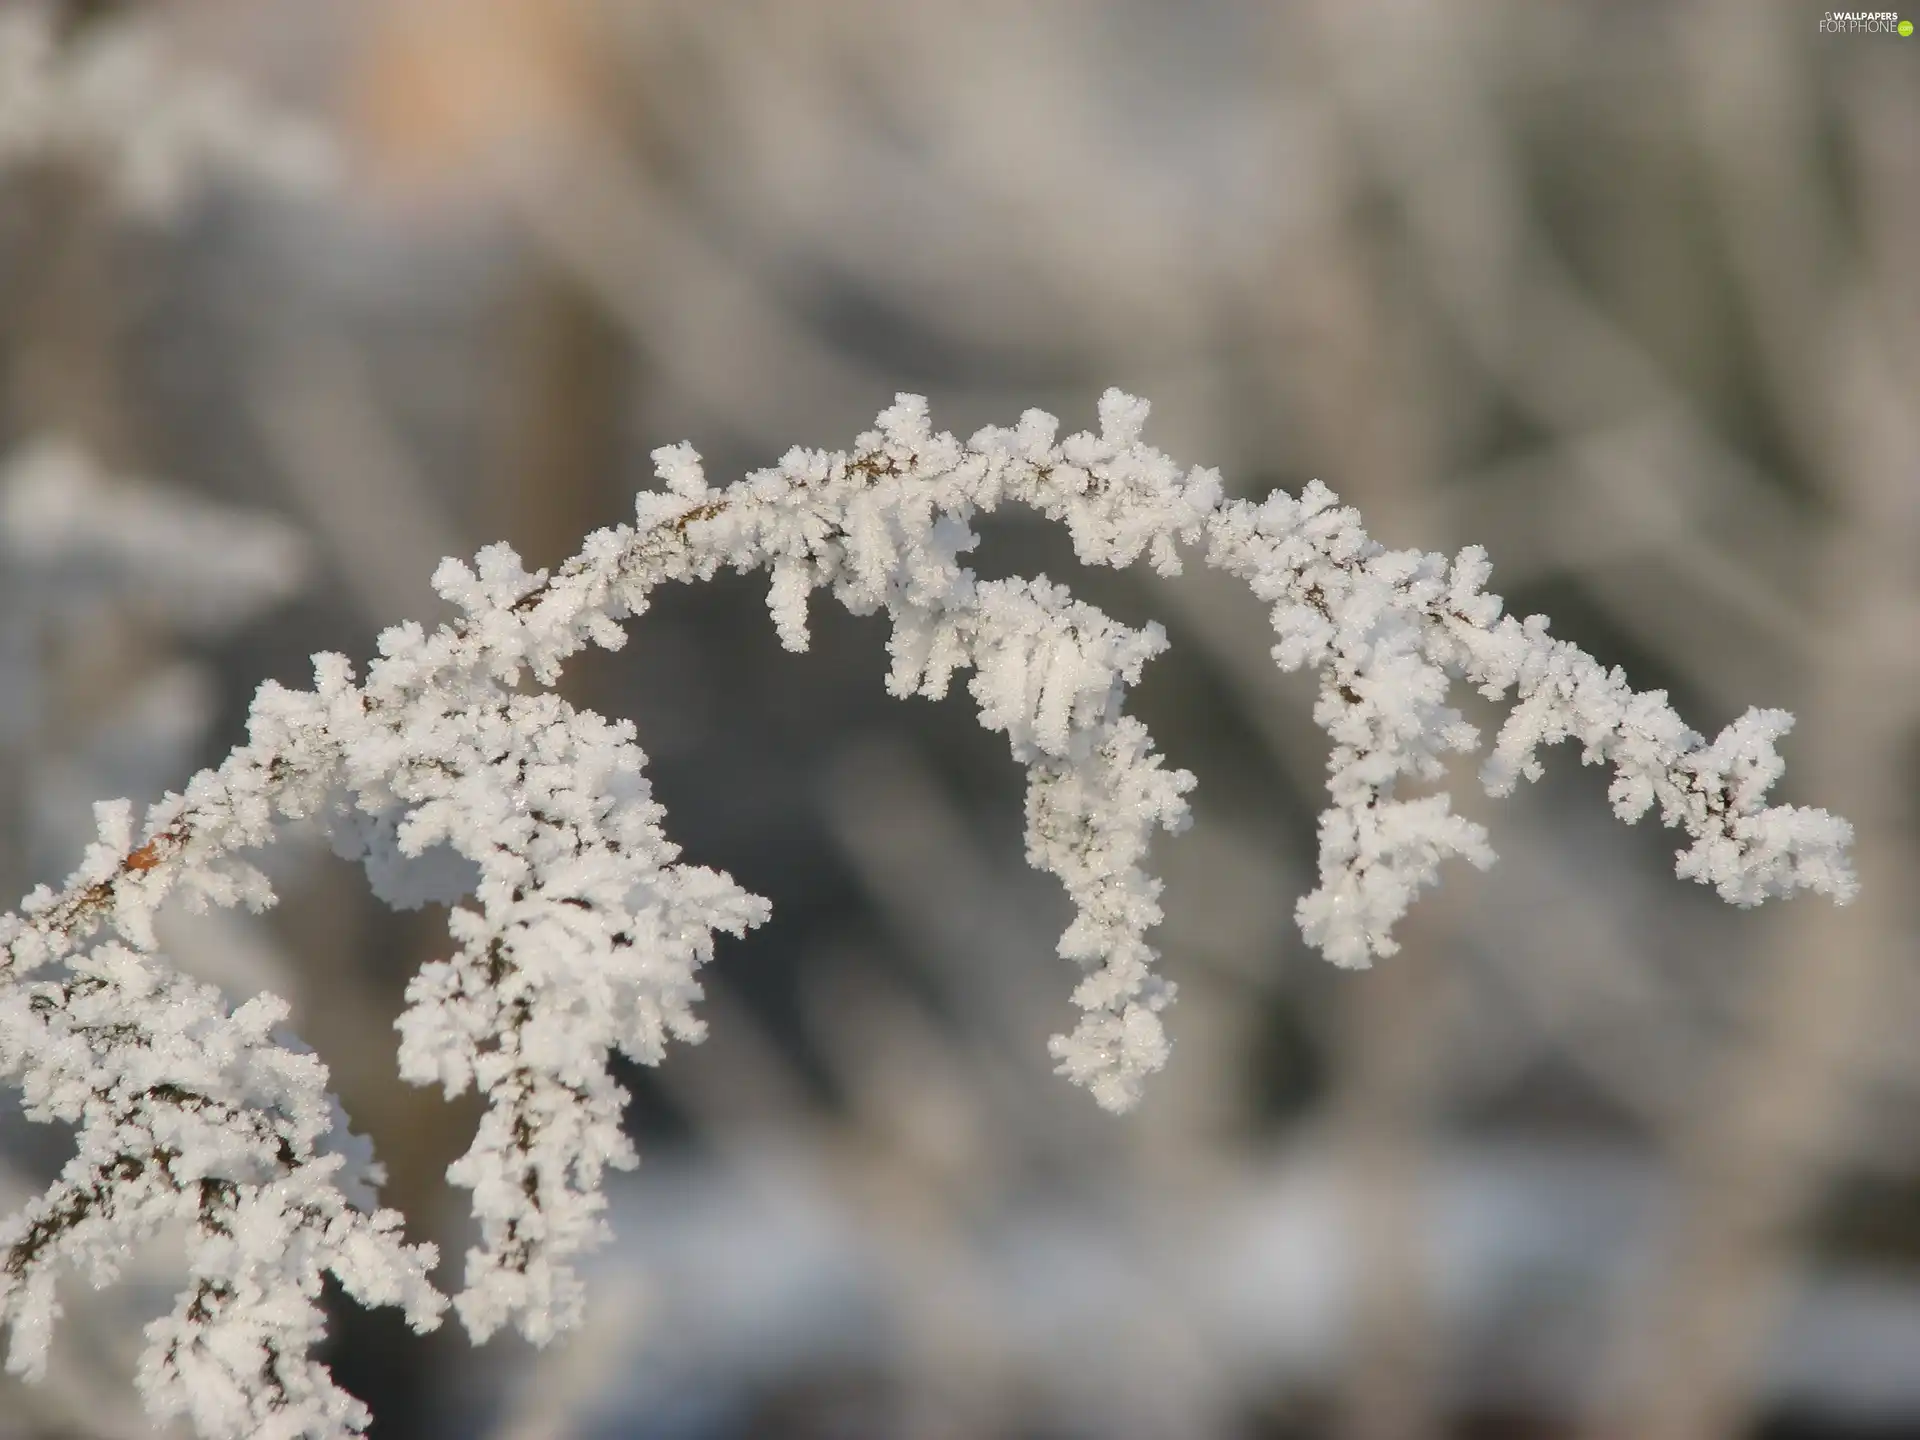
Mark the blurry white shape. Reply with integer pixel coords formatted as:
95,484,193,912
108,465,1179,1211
0,438,308,636
0,2,334,213
563,1137,1920,1426
0,436,310,881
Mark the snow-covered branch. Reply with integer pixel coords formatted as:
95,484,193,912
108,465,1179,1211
0,391,1856,1437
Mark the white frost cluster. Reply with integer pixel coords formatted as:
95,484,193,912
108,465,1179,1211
0,2,332,213
0,803,442,1439
0,392,1856,1437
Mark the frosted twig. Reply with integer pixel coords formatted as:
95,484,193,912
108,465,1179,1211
0,391,1855,1437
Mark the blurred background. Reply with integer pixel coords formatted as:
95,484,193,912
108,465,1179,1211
1,1,1916,1437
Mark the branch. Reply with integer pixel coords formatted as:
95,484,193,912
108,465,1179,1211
0,390,1856,1437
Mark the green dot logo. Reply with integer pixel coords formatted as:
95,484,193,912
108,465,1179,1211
1903,17,1916,33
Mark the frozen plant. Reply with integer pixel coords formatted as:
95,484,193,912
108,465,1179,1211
0,440,333,1437
0,392,1857,1438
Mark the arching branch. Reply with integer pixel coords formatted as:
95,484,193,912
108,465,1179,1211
0,390,1856,1439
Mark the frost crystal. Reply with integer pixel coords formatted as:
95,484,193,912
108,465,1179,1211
0,392,1856,1436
